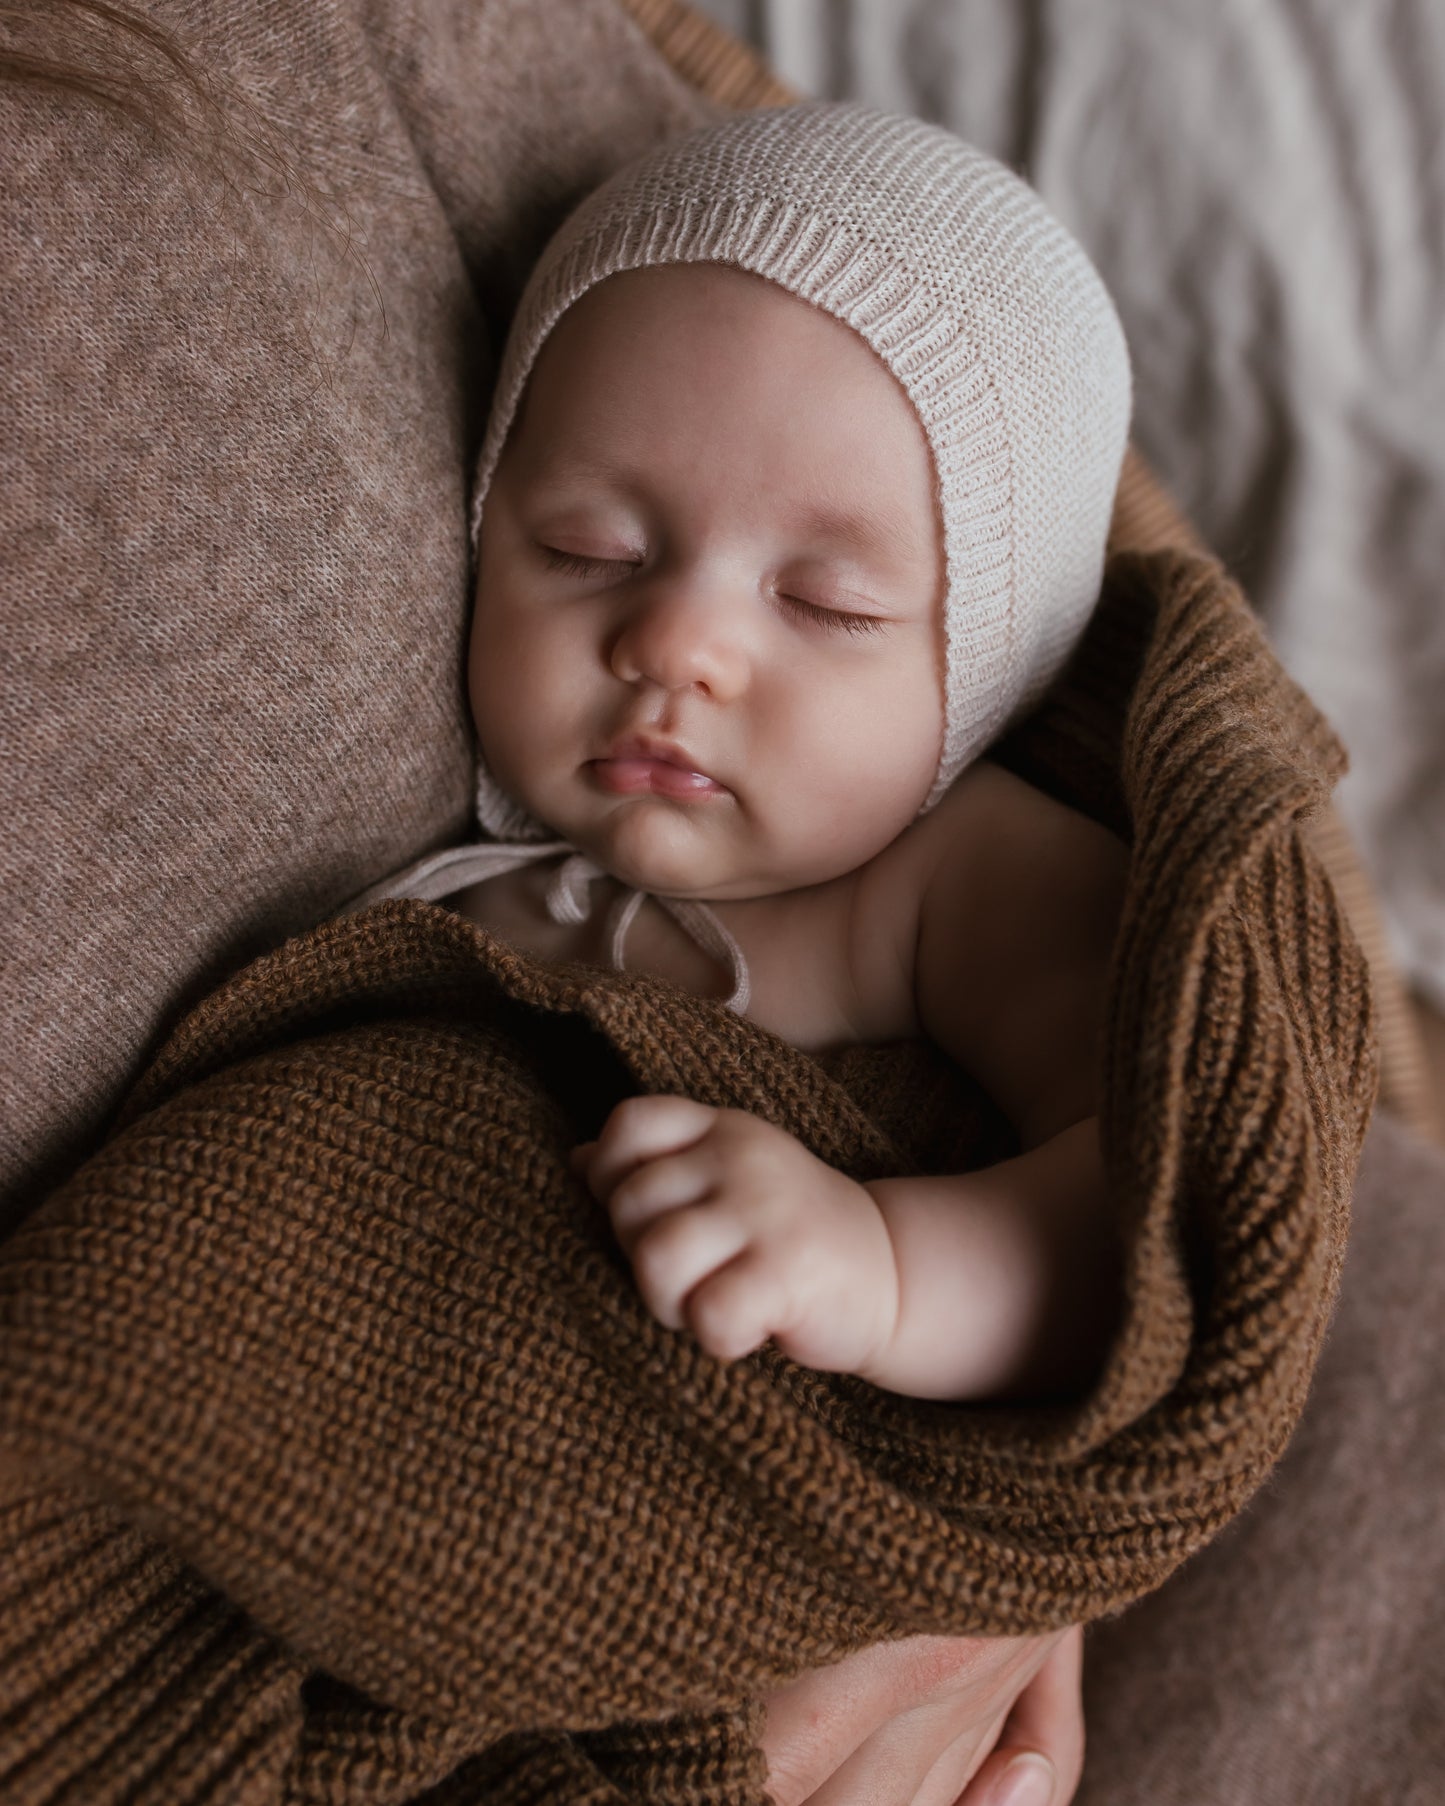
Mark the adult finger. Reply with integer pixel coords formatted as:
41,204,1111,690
760,1634,1043,1806
949,1625,1085,1806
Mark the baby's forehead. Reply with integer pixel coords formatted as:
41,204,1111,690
531,262,921,440
515,268,941,560
548,259,848,346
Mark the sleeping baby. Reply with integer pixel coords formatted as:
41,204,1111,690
359,101,1132,1403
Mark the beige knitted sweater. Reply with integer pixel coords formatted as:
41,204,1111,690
0,546,1375,1803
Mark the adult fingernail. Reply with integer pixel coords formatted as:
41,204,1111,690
990,1753,1056,1806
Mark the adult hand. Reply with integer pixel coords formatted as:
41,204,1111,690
759,1624,1084,1806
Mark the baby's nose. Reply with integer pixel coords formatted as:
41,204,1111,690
607,575,751,699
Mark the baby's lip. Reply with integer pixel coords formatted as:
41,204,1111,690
599,733,715,781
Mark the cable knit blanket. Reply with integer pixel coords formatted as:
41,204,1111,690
0,547,1375,1803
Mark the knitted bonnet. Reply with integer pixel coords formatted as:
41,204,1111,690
471,98,1131,843
360,102,1132,1009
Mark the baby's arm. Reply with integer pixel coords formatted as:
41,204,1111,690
859,1118,1118,1399
858,763,1129,1400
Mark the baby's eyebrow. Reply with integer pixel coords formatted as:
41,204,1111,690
794,498,924,569
526,453,617,494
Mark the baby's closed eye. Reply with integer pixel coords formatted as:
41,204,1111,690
541,546,638,580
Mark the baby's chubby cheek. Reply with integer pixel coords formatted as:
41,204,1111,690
465,606,499,746
465,590,538,797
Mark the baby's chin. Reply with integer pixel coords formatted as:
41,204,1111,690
496,779,804,901
570,819,773,904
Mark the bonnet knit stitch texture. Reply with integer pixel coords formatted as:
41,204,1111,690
470,99,1132,836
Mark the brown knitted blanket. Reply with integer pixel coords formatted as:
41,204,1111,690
0,548,1375,1804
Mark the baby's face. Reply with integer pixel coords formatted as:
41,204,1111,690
469,262,944,903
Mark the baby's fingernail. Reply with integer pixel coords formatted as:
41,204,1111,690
989,1753,1055,1806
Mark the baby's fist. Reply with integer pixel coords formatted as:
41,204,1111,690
571,1094,898,1374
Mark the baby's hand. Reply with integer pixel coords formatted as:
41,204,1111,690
571,1095,898,1373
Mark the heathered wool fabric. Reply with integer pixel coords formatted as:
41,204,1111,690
470,100,1132,839
0,545,1376,1803
0,0,721,1232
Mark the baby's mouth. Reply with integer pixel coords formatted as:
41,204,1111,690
589,757,728,800
591,732,727,798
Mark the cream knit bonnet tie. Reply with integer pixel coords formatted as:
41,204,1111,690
355,102,1131,1009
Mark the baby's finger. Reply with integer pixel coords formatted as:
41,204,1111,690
585,1094,718,1203
630,1200,752,1333
685,1250,777,1362
607,1144,715,1245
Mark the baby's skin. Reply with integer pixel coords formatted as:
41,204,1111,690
464,263,1128,1403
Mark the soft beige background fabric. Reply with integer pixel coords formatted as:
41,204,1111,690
697,0,1445,1020
0,0,717,1227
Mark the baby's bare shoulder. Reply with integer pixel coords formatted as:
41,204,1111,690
924,759,1128,915
906,760,1130,1140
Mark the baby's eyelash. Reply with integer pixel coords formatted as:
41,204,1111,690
543,547,633,579
780,594,889,636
